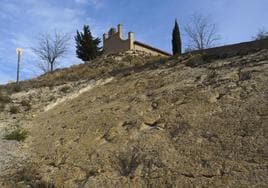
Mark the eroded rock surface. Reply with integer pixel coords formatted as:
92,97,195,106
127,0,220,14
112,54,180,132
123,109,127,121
1,50,268,187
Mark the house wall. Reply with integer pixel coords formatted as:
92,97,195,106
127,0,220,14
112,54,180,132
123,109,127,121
103,24,134,54
134,44,165,56
103,24,170,56
103,34,130,54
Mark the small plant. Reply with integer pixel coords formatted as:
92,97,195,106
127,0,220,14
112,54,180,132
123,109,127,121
203,69,218,86
185,54,206,67
207,69,217,80
4,129,28,141
10,105,20,114
0,93,11,112
239,71,251,81
21,100,31,111
0,93,11,103
122,55,134,63
185,52,217,67
48,95,55,102
116,147,142,177
0,103,5,112
201,53,216,62
60,85,71,93
168,121,190,138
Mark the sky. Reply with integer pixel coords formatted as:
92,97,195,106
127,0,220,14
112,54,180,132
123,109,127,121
0,0,267,84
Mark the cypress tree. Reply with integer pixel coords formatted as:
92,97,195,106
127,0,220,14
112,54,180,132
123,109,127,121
172,19,182,55
75,25,101,62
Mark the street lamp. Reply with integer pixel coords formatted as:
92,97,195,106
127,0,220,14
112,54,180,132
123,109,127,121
16,48,23,86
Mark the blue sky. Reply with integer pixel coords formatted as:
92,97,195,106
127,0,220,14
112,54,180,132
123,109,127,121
0,0,267,84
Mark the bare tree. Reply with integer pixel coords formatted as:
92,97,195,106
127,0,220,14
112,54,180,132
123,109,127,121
254,28,268,40
32,31,70,73
184,14,220,50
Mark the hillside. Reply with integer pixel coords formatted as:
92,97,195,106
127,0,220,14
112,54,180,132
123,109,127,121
0,50,268,187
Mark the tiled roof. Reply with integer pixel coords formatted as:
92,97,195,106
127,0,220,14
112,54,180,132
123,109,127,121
134,41,171,56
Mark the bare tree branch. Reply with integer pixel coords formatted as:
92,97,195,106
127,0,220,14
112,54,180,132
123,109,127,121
254,27,268,40
32,31,70,73
184,14,220,51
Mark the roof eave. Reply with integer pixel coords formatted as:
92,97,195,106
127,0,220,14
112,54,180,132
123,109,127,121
134,41,172,56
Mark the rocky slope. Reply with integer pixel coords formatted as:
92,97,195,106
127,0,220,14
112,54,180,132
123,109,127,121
0,50,268,187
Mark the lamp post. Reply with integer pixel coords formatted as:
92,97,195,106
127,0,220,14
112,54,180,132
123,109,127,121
16,48,23,86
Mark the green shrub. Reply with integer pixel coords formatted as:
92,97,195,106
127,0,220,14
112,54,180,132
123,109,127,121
10,105,20,114
4,129,28,141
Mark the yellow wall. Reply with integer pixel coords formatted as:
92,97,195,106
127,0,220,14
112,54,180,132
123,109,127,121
134,44,167,57
103,25,169,57
103,33,131,54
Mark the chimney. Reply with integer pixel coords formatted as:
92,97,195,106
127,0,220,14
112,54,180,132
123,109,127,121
128,32,134,50
117,24,123,39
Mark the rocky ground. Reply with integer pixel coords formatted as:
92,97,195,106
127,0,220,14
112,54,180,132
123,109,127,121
0,77,114,187
0,50,268,187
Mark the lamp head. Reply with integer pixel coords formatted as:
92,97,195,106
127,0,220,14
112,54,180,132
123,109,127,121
16,48,23,55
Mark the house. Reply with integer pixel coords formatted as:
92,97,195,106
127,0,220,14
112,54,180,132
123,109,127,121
103,24,171,57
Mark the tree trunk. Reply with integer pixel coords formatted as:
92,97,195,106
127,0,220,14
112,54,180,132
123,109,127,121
50,63,53,73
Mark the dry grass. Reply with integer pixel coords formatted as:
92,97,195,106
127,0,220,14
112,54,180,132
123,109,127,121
0,92,11,103
0,92,11,112
0,53,163,94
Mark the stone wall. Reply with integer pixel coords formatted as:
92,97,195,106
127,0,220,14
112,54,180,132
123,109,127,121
192,38,268,58
103,24,133,54
103,33,131,54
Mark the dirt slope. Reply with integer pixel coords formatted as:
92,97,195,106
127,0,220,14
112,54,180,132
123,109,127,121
1,50,268,187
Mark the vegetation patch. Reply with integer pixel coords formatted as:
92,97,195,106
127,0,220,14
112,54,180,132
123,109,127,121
239,71,252,81
168,121,190,139
0,93,11,103
0,92,11,112
21,100,31,111
13,85,21,92
185,54,208,67
0,103,5,112
116,147,142,177
9,105,20,114
4,129,28,142
59,85,71,93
